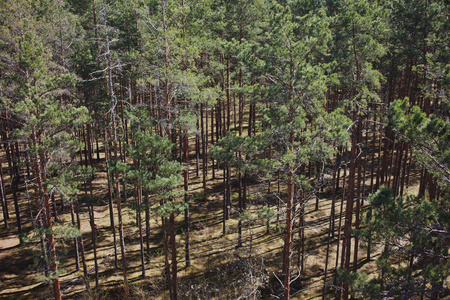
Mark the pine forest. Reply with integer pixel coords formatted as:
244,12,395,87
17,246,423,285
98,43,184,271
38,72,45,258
0,0,449,299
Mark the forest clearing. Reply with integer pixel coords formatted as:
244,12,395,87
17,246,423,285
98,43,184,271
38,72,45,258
0,0,449,299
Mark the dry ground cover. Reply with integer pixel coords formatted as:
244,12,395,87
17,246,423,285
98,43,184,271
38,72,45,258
0,145,423,299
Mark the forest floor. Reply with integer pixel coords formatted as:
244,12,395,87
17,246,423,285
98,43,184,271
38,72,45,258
0,144,423,299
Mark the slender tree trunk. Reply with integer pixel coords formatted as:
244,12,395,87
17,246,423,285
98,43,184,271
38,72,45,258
226,54,231,133
297,197,305,273
0,155,9,229
79,131,84,165
183,133,190,267
237,58,244,245
323,160,337,299
399,144,409,196
211,108,215,180
25,147,31,179
115,173,129,297
82,127,88,166
135,179,145,278
75,200,89,288
238,164,242,247
36,211,49,277
283,97,295,300
162,215,173,299
252,102,256,137
217,98,221,143
223,165,227,235
283,165,294,300
419,168,427,197
205,105,209,175
86,124,94,166
335,151,341,193
70,203,80,271
32,127,61,300
387,134,396,189
86,125,99,287
248,102,253,138
353,117,363,272
102,0,128,295
244,169,249,208
331,151,339,238
145,193,151,257
370,113,377,193
105,129,118,268
201,104,207,191
334,163,346,298
341,111,357,300
396,143,405,197
341,27,362,298
88,205,99,287
170,213,177,300
226,164,231,220
196,117,200,177
2,114,22,234
405,146,413,190
96,129,100,161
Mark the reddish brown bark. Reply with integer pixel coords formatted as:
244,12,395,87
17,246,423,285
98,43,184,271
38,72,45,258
0,155,9,229
183,133,190,267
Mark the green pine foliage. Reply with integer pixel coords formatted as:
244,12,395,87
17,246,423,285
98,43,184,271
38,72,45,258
387,99,450,184
0,0,449,299
126,108,184,205
359,186,449,298
247,0,351,192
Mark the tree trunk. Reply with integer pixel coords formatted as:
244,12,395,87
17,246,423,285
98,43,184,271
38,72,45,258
297,198,305,274
248,102,253,138
2,115,22,234
145,193,151,257
75,200,89,288
323,160,337,299
170,213,177,300
239,69,243,137
88,205,99,287
105,129,118,268
331,151,339,238
238,165,242,247
0,155,9,229
226,164,231,220
196,117,200,177
226,54,231,133
283,113,295,299
32,127,61,300
399,144,409,196
201,104,207,191
70,203,80,272
223,165,227,235
334,162,346,298
353,117,363,272
211,108,215,180
162,216,173,299
183,133,190,267
283,165,294,300
341,110,357,300
136,182,145,278
205,104,209,175
102,0,129,294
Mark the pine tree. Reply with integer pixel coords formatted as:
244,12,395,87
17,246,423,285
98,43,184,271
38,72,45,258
0,3,89,297
125,107,185,286
136,0,220,280
325,1,386,297
215,1,352,297
360,186,449,299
